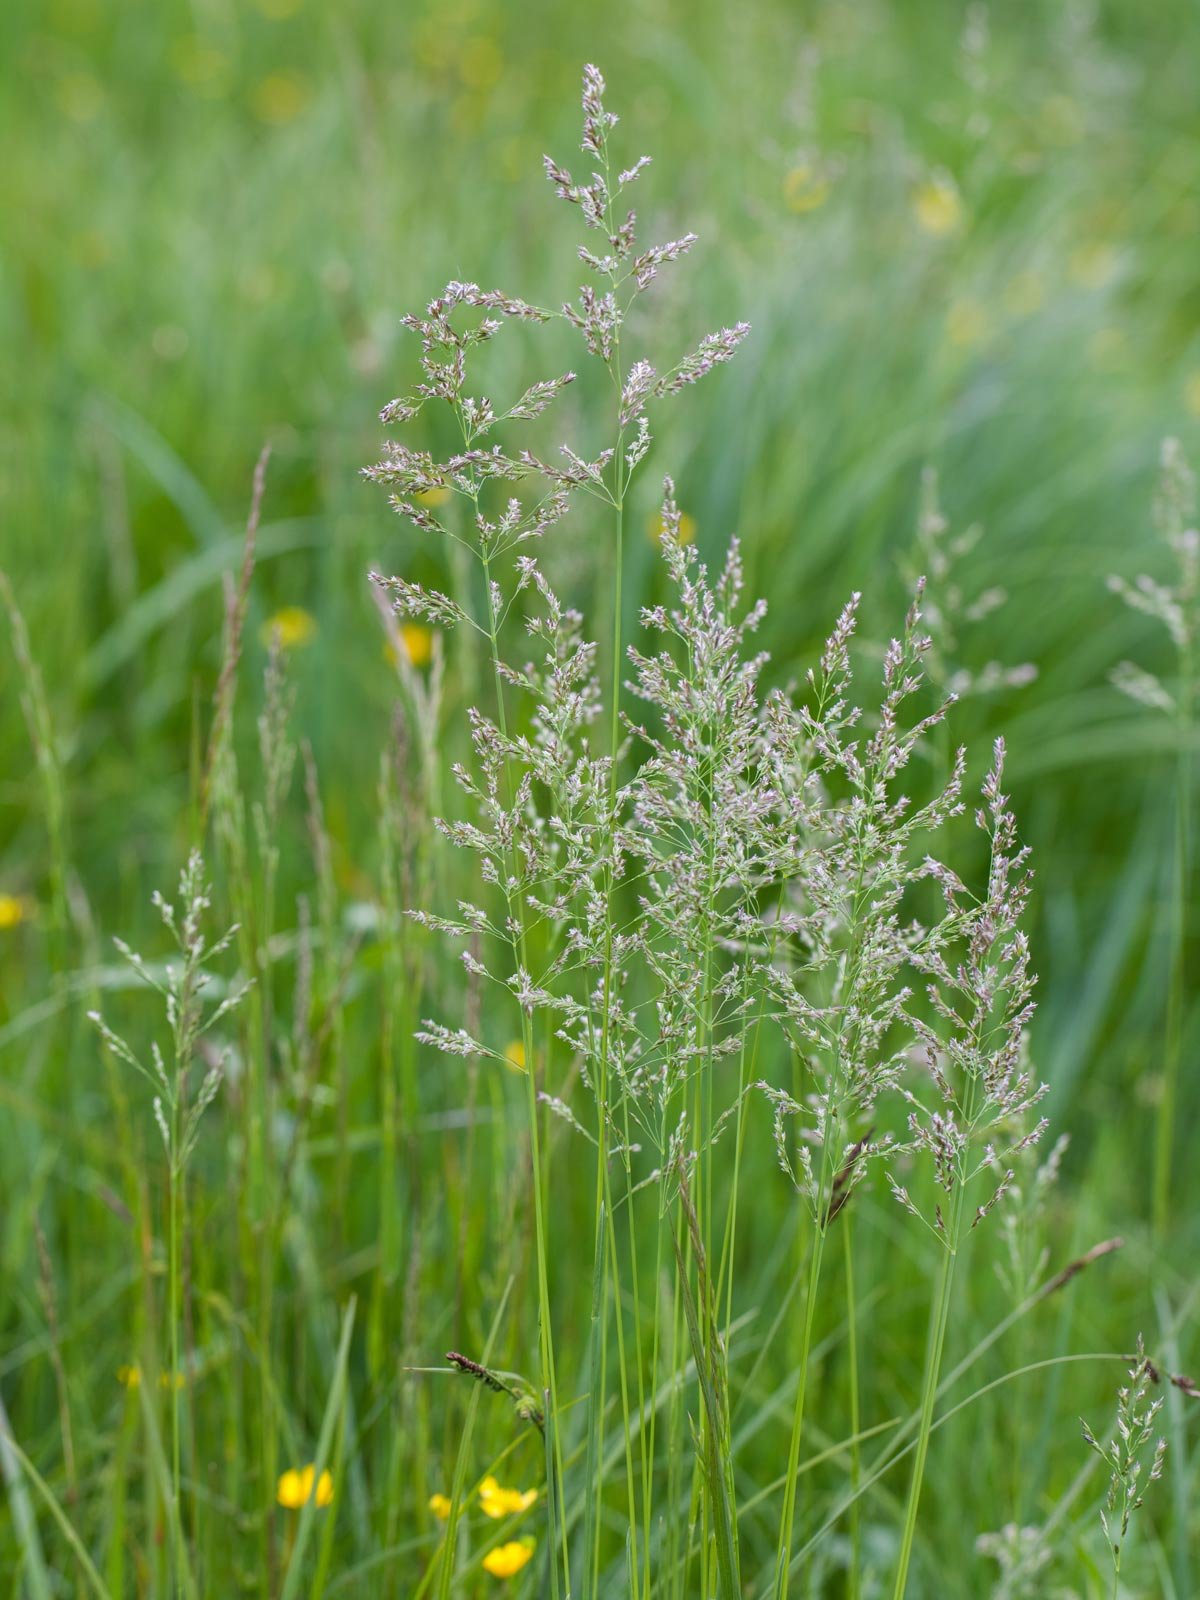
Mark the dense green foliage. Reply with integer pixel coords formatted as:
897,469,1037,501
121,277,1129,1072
2,1,1198,1594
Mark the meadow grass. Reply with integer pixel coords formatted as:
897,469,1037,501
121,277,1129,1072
2,3,1199,1595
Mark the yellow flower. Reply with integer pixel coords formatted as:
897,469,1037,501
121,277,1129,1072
428,1492,452,1520
482,1538,536,1577
913,173,963,238
276,1464,334,1509
262,606,317,651
401,624,432,667
503,1040,527,1074
648,508,697,546
479,1476,538,1519
1184,372,1200,418
782,164,830,215
116,1364,141,1389
252,73,309,125
158,1370,186,1391
0,895,28,930
413,486,451,508
385,624,435,670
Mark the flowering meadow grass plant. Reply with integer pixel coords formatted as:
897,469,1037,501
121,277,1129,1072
1,44,1194,1600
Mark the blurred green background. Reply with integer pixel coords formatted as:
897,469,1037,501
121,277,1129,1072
4,0,1198,1173
2,0,1199,1589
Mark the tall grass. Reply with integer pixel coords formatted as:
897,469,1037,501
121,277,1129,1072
2,8,1198,1598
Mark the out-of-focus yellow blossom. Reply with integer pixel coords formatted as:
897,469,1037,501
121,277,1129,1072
120,1365,186,1389
386,625,434,670
1184,372,1200,418
482,1537,536,1577
783,164,830,214
262,606,317,651
648,508,697,546
252,73,309,125
1069,242,1117,290
0,895,29,930
913,173,963,238
479,1477,538,1519
428,1492,452,1520
414,486,451,508
1004,271,1045,318
276,1464,334,1509
503,1040,527,1074
946,299,989,348
402,624,432,666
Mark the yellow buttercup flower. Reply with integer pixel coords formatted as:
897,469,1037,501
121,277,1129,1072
401,624,432,667
648,508,697,546
116,1364,141,1389
385,624,434,670
413,486,451,508
428,1492,452,1520
479,1476,538,1519
276,1464,334,1509
913,173,963,238
0,895,28,930
482,1537,536,1577
782,163,830,215
262,606,317,651
503,1040,527,1074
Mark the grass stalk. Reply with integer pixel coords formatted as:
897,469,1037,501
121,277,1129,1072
889,1193,965,1599
1154,624,1192,1238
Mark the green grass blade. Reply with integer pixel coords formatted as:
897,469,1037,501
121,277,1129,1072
279,1296,357,1600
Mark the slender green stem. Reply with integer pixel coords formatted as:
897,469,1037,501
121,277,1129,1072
480,550,568,1597
843,1214,862,1600
890,1189,966,1599
774,1208,829,1600
1154,626,1192,1238
584,123,631,1591
168,1117,183,1597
